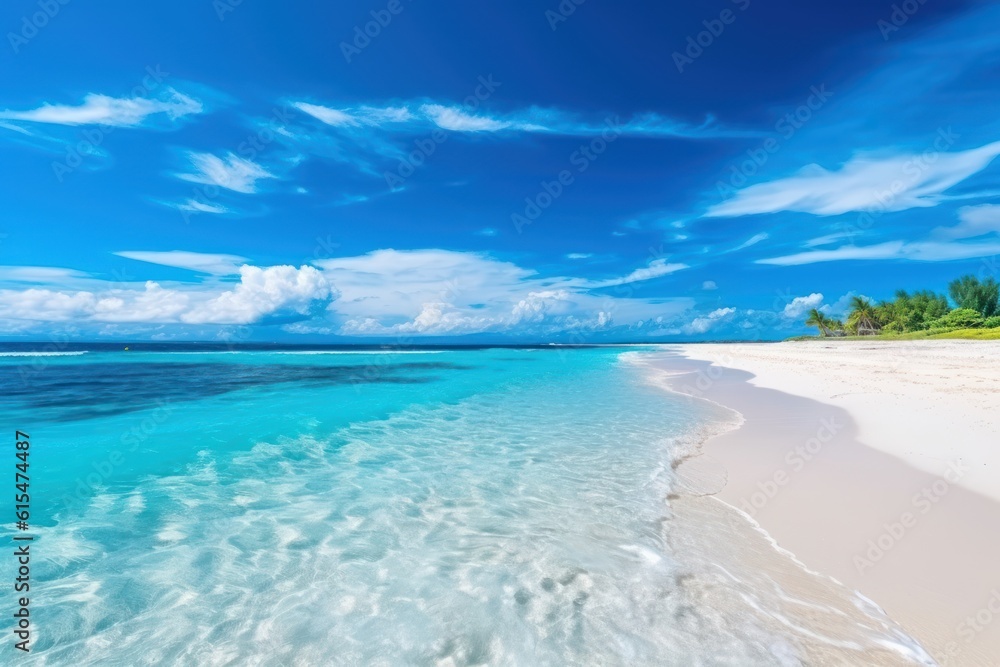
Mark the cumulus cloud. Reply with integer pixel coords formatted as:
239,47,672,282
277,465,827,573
177,152,275,194
0,250,695,337
782,293,824,319
182,265,332,324
820,292,869,317
685,307,736,334
0,89,202,127
708,139,1000,218
314,249,691,336
0,265,332,325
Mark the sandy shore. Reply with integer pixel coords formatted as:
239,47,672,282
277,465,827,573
655,340,1000,666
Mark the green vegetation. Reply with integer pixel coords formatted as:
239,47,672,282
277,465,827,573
801,274,1000,340
949,275,999,318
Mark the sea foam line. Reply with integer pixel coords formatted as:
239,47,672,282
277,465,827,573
0,351,88,357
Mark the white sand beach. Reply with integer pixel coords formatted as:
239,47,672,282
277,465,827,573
656,341,1000,666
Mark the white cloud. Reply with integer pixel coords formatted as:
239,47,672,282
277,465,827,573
114,251,248,275
708,140,1000,218
586,258,688,288
0,266,90,283
702,280,718,290
286,99,747,142
758,239,1000,265
0,265,332,325
181,265,332,324
685,307,735,334
729,232,769,252
567,253,593,259
293,102,356,127
177,152,275,194
782,293,824,319
820,292,868,317
293,102,413,127
175,199,228,214
314,249,691,336
510,290,573,324
0,89,202,127
803,231,856,248
420,104,512,132
933,204,1000,239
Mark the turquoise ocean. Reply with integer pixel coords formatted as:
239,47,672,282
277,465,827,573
0,345,935,666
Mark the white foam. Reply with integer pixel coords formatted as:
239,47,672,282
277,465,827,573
0,350,88,357
274,350,444,355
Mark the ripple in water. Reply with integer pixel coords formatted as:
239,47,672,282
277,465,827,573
13,354,933,665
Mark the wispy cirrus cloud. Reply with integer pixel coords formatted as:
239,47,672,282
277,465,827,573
292,102,412,127
728,232,769,253
171,199,229,215
932,204,1000,239
0,266,91,283
114,251,248,275
176,152,276,194
760,202,1000,265
584,258,688,288
708,139,1000,218
0,89,202,128
289,99,751,138
758,239,1000,266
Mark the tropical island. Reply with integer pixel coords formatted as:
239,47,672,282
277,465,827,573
798,274,1000,340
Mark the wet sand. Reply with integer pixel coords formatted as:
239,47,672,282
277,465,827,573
646,341,1000,666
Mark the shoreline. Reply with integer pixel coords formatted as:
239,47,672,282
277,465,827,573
642,341,1000,666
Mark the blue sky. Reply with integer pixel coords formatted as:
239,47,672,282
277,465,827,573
1,0,999,342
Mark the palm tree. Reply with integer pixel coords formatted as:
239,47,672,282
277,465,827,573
805,308,832,337
846,296,881,336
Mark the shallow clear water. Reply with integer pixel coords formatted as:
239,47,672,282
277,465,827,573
0,346,931,665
